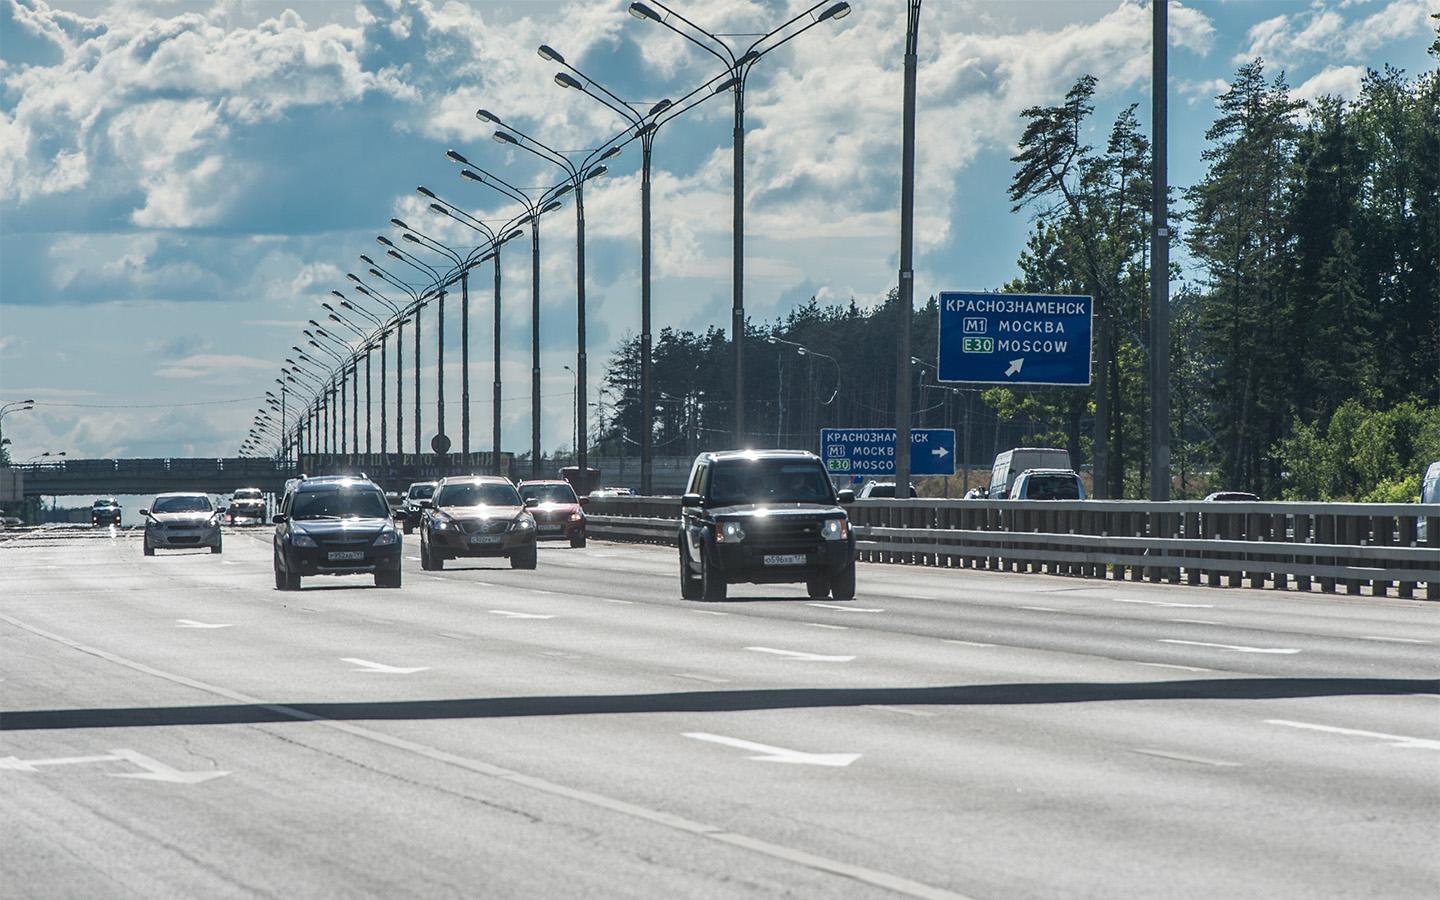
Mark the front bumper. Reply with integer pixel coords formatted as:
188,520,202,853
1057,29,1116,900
532,515,585,541
146,524,221,548
428,525,536,557
710,537,855,584
228,504,266,521
282,542,402,576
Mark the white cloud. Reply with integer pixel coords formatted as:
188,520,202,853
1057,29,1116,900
1237,0,1438,63
1293,64,1368,103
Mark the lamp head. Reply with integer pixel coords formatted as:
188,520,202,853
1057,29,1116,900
493,130,518,145
445,149,470,165
385,249,404,261
429,203,449,216
389,217,408,230
598,144,622,161
321,302,335,312
554,72,582,90
416,185,436,199
540,200,563,213
628,2,661,22
552,183,574,198
375,235,394,247
475,108,501,124
818,2,851,22
714,76,740,94
504,228,523,241
648,98,672,117
331,289,346,299
537,44,564,64
359,254,376,265
585,164,608,180
401,233,422,244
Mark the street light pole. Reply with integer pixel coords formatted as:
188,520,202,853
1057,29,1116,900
894,0,921,500
1150,0,1171,500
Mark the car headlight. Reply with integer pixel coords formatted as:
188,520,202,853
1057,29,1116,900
569,511,583,522
716,520,746,543
512,515,534,531
430,513,453,531
373,529,398,547
292,532,318,548
821,518,849,540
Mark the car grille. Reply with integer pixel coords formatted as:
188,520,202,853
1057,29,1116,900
743,519,823,553
316,537,370,550
461,519,510,535
169,536,200,544
532,510,571,525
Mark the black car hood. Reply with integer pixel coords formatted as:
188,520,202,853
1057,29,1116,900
707,502,846,518
289,518,390,539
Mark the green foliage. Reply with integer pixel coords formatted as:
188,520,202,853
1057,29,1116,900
1275,399,1440,500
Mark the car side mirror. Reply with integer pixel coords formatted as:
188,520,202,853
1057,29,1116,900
272,514,287,524
681,493,703,508
138,508,149,517
392,510,406,519
216,506,227,514
524,497,539,509
836,489,855,504
417,498,433,508
577,496,589,507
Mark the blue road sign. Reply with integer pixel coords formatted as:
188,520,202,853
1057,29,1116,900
937,292,1092,385
821,428,956,478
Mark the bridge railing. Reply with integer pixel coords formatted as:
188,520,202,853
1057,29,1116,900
584,497,1440,601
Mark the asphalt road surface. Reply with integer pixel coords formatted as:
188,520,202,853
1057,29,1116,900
3,527,1437,900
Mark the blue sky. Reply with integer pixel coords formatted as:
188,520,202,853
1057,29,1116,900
1,0,1436,462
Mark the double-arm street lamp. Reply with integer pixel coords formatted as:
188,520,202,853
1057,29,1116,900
350,266,411,455
0,399,36,458
768,335,841,404
477,107,624,484
447,152,568,477
377,235,445,456
628,0,851,447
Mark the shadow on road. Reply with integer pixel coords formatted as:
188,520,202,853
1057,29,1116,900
3,678,1435,731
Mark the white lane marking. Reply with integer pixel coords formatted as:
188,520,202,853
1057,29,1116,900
1266,719,1440,750
1172,619,1221,625
806,623,849,630
684,733,860,767
864,705,936,718
1130,748,1239,768
175,619,233,629
693,610,728,616
943,639,995,648
363,618,394,625
341,657,430,674
107,749,232,783
406,555,421,561
489,610,554,619
529,589,557,596
673,673,731,684
0,612,984,900
0,753,124,771
221,561,240,566
806,603,885,613
437,632,471,641
1136,662,1215,673
1020,606,1060,612
1159,639,1299,654
1359,636,1432,644
602,598,635,605
746,646,855,663
1111,598,1214,609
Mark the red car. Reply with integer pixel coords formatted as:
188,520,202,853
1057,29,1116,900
518,480,588,548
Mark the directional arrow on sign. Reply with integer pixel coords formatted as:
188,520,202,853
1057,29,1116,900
683,733,861,767
176,619,233,629
341,657,430,674
745,646,855,662
107,749,231,784
1005,358,1025,377
932,446,949,458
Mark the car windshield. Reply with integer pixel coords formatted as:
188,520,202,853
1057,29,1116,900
520,484,577,504
291,489,389,520
153,495,212,513
708,459,835,506
435,483,521,507
234,490,262,499
93,499,118,508
1024,475,1081,500
407,483,436,500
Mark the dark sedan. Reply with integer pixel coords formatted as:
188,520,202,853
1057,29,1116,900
272,476,402,589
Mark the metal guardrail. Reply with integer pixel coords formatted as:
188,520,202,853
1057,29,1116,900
585,497,1440,601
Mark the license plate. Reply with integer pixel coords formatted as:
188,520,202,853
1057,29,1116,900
764,554,806,566
539,525,562,533
327,551,364,561
470,535,503,545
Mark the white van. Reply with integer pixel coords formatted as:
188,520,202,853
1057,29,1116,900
989,447,1072,500
1420,461,1440,541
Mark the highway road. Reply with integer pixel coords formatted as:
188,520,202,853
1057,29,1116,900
2,527,1437,900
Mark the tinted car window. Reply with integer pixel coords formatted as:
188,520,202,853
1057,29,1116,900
291,489,389,520
435,483,522,507
708,460,834,506
520,484,577,504
234,489,263,499
1024,475,1081,500
153,495,213,513
407,484,436,500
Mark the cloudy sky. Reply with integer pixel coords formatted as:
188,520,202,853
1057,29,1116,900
1,0,1436,461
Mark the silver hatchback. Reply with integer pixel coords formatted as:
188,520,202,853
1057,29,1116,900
141,492,223,555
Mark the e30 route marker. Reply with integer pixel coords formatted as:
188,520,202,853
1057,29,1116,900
938,291,1093,385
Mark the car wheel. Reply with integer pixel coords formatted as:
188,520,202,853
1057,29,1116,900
830,560,856,601
143,540,155,557
274,556,288,590
419,535,435,570
403,520,413,535
679,543,702,600
806,576,830,599
375,569,402,588
211,540,222,555
570,533,587,549
700,547,727,601
510,545,537,570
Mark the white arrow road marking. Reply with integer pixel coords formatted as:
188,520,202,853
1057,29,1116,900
1266,720,1440,750
341,657,431,674
931,446,949,458
806,603,884,613
1159,639,1300,654
746,646,855,662
1111,598,1214,609
1005,358,1024,376
176,619,233,629
0,754,121,772
684,733,861,767
488,610,554,619
107,749,231,783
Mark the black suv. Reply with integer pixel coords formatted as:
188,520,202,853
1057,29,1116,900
678,450,856,601
272,475,402,590
91,497,121,527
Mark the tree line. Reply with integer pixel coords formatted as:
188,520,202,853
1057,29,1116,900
595,43,1439,501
